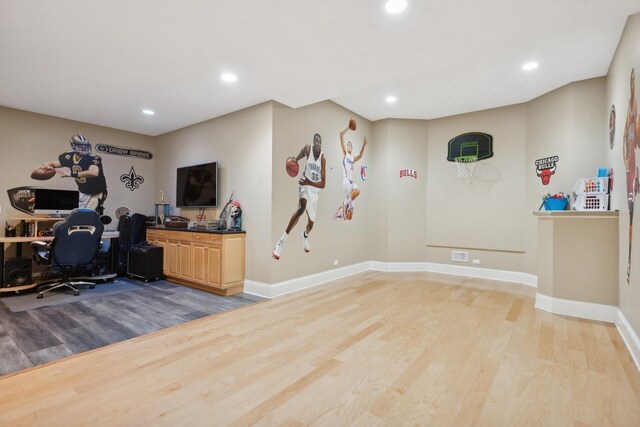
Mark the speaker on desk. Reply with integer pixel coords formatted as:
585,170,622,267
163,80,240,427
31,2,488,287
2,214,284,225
4,258,32,287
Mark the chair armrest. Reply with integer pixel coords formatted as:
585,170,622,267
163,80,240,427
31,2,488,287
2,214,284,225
30,241,52,265
30,241,50,251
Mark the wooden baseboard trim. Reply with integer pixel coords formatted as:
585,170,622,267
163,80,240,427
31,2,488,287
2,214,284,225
165,277,243,296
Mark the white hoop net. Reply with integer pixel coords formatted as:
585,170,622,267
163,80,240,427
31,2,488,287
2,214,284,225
454,156,477,178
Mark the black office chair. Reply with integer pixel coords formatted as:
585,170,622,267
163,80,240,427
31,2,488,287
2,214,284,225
30,208,105,299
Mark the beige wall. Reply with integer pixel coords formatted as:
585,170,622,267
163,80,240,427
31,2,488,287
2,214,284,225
525,78,608,273
367,79,606,274
606,14,640,338
369,120,391,261
426,105,528,270
0,106,155,227
270,101,374,283
153,102,273,283
371,119,428,262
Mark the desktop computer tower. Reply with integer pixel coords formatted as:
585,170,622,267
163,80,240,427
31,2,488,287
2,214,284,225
127,244,163,282
4,258,32,287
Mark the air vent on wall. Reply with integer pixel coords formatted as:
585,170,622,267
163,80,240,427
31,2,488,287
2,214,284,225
451,251,469,263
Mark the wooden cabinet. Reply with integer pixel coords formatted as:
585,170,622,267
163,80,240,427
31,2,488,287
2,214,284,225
146,228,245,296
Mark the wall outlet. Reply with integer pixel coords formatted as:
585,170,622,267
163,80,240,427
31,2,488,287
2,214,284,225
472,259,480,265
333,260,339,266
451,251,468,262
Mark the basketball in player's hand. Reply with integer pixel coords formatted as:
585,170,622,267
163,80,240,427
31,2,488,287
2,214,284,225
31,166,56,180
349,119,357,131
286,157,299,177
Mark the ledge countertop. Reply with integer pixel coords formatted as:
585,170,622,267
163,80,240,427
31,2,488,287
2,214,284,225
147,225,246,234
534,210,619,218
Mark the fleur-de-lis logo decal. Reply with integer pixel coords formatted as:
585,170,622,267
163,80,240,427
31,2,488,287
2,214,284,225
120,166,144,191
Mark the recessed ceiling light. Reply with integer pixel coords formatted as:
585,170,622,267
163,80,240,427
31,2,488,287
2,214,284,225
385,95,397,104
221,72,238,83
522,61,539,71
142,109,155,115
385,0,407,14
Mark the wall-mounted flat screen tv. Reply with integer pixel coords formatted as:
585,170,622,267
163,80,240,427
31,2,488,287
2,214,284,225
176,162,218,207
34,188,80,215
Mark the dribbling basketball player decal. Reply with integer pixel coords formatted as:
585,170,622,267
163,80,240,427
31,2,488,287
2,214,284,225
272,133,326,260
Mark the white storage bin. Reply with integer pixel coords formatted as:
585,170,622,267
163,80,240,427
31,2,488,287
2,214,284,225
572,177,609,195
572,193,609,211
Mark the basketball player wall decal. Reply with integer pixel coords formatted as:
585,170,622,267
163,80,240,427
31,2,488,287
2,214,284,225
623,68,639,284
272,132,326,260
334,119,368,221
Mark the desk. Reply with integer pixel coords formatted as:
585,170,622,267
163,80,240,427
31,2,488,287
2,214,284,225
0,231,120,292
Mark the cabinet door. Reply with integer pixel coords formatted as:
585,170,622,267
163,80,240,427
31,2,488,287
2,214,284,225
179,242,192,279
222,236,245,287
206,245,222,288
167,240,180,277
191,243,207,284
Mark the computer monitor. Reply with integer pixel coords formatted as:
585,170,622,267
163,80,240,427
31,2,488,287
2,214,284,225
33,189,80,215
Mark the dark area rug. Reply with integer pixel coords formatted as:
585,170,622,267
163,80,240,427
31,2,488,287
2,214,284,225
0,278,265,376
0,280,144,312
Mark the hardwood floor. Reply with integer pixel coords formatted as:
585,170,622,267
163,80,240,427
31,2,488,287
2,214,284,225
1,271,639,426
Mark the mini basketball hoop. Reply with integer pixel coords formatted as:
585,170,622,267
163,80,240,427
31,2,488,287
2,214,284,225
455,155,477,178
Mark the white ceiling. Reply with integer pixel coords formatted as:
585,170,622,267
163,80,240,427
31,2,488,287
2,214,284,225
1,0,639,136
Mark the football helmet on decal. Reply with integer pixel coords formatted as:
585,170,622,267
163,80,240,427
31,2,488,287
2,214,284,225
70,134,92,155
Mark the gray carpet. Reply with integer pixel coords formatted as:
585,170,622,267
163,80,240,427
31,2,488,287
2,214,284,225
0,279,265,376
1,280,144,312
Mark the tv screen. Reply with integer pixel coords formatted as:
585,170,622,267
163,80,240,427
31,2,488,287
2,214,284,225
176,162,218,207
34,189,80,215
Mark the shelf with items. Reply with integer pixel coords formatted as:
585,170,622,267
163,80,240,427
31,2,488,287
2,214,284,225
10,217,64,238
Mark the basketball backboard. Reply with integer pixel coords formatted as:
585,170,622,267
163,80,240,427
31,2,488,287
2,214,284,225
447,132,493,161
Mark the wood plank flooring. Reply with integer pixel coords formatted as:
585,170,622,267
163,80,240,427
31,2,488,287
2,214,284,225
1,271,639,426
0,279,263,376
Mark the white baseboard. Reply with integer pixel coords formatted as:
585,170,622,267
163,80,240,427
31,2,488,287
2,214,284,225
370,261,537,287
534,293,619,323
244,261,371,299
616,309,640,373
244,260,535,299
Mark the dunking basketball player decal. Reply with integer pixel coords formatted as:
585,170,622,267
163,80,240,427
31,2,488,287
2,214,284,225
36,135,108,216
272,133,326,260
334,121,368,221
624,69,640,283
